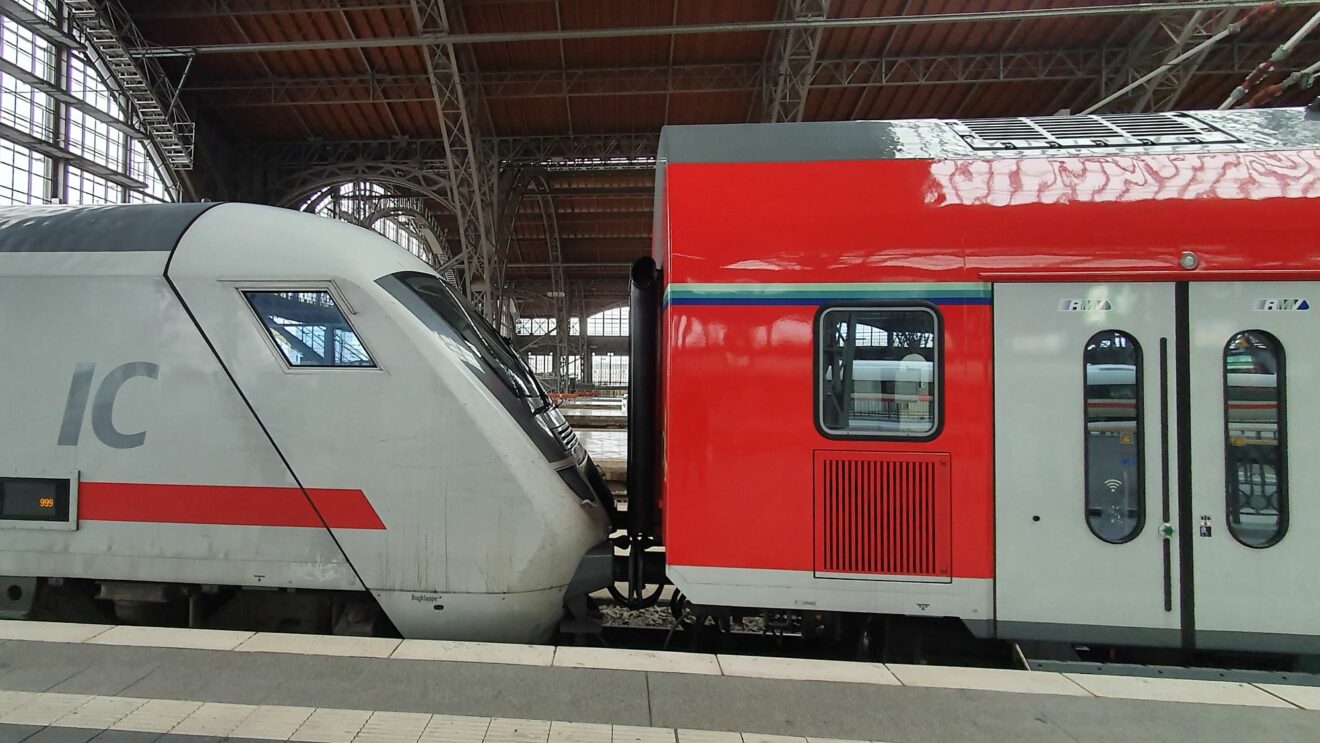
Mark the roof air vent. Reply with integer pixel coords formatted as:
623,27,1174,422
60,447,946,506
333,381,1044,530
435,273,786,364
948,111,1240,151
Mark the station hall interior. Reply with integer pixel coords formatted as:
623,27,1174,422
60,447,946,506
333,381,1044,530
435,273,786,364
3,0,1318,391
4,1,1320,742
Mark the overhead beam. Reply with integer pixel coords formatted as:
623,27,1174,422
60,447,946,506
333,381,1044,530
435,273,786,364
1085,5,1271,113
130,1,1320,56
495,135,658,165
762,0,830,122
181,57,1008,104
409,0,497,310
508,262,634,269
128,1,414,19
1138,9,1244,112
255,135,658,170
188,41,1314,109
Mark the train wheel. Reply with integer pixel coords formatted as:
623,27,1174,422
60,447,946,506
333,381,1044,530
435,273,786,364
606,580,664,610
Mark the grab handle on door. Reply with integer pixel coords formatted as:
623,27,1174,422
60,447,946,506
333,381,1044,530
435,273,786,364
1161,525,1174,612
1159,338,1173,613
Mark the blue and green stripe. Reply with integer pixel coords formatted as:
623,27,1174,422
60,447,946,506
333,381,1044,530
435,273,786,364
663,282,991,307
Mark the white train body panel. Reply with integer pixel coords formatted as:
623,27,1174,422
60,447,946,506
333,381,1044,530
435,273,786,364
0,203,611,642
0,253,357,591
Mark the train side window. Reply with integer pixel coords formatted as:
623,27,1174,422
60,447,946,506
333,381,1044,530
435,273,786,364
1083,330,1144,544
245,291,376,368
1224,331,1287,548
817,306,939,439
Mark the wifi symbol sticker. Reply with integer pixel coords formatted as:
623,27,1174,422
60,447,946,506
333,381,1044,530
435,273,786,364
1104,479,1124,493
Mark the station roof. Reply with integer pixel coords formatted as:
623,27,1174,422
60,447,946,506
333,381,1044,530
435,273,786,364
121,0,1320,312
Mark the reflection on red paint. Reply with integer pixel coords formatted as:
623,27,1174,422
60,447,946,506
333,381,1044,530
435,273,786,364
663,151,1320,285
927,151,1320,207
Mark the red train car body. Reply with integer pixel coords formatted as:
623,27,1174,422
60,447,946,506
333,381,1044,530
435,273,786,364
640,108,1320,654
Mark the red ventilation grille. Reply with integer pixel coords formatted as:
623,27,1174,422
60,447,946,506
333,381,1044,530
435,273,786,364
814,451,952,579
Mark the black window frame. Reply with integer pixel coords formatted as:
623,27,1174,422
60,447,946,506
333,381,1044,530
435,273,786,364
0,477,71,523
1082,329,1147,545
389,271,552,407
813,301,944,442
243,289,378,370
1222,329,1288,549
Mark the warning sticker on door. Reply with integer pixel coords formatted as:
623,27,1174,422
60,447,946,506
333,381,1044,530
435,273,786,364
1200,514,1213,538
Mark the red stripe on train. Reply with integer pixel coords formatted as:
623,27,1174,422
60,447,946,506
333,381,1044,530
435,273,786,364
78,482,386,530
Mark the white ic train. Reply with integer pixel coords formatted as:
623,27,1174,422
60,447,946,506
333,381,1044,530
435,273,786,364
0,203,614,642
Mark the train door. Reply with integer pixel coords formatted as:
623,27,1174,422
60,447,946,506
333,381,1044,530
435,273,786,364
1187,282,1320,653
995,282,1181,645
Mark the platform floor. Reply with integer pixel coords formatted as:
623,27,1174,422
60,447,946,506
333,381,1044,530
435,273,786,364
1,622,1319,743
560,399,627,431
578,429,626,483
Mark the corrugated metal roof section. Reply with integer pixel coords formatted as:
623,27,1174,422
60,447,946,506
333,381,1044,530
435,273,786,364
667,90,759,125
545,196,654,217
570,93,670,135
665,1,779,65
485,96,570,137
134,0,1320,144
463,1,563,71
819,0,1134,59
513,236,646,262
544,171,653,190
556,1,693,68
809,78,1092,122
514,212,649,240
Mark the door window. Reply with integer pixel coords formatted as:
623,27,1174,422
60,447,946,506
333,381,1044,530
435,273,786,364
1083,330,1145,544
1224,330,1287,548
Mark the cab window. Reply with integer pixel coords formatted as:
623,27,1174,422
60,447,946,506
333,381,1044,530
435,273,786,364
245,290,374,368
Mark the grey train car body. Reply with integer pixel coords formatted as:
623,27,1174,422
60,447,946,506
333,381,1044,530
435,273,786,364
0,203,612,642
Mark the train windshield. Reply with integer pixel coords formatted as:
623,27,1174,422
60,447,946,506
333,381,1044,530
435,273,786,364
393,272,549,405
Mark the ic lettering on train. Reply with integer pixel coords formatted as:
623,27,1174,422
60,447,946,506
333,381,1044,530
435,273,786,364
57,361,160,449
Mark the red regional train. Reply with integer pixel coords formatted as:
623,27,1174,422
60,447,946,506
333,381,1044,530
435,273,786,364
620,106,1320,658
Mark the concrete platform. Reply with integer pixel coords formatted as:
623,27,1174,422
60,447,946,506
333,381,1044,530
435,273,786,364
1,621,1319,742
578,429,626,483
560,399,628,430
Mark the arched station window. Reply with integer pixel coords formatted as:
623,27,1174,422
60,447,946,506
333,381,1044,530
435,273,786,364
299,181,439,263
